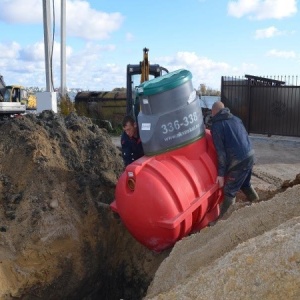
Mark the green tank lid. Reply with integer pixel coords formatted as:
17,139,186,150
138,69,192,96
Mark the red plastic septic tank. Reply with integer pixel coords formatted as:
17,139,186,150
110,130,223,252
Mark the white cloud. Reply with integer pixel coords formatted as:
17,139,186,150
19,41,73,63
0,0,124,40
266,49,297,58
19,42,46,62
156,52,233,90
228,0,297,20
254,26,282,39
240,62,258,74
0,42,21,59
0,38,120,90
0,40,265,91
126,33,134,42
64,43,120,89
0,0,42,23
66,1,124,40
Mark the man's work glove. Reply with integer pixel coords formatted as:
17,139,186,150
216,176,224,187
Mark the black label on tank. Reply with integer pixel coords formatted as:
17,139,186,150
139,99,205,154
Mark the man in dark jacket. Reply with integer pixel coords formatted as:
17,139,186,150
121,115,144,167
211,101,259,219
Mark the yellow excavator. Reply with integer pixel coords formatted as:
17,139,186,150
0,74,37,119
126,47,168,118
75,48,168,126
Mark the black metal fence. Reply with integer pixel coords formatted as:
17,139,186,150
221,75,300,137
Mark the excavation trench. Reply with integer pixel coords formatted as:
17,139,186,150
72,205,170,300
83,176,300,299
0,112,169,300
0,112,299,299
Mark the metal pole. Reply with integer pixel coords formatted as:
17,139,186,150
60,0,66,98
42,0,53,92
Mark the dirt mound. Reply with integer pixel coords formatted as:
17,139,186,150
145,185,300,299
0,112,167,300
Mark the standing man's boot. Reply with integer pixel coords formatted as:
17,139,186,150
219,196,236,218
209,196,236,226
241,185,259,202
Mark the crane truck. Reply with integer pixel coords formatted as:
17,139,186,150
0,74,37,119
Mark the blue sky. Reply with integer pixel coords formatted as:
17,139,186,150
0,0,299,91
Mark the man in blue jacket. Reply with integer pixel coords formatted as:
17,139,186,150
121,115,144,167
211,101,259,219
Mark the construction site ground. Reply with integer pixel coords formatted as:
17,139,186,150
0,113,299,300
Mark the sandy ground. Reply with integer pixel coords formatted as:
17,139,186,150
112,133,300,185
250,134,300,193
143,133,300,300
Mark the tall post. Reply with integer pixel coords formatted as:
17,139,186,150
38,0,57,113
60,0,66,98
42,0,53,92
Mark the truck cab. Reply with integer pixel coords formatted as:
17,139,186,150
1,85,37,111
0,75,37,118
0,86,27,118
2,85,25,103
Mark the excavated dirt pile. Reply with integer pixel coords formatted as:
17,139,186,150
0,112,168,300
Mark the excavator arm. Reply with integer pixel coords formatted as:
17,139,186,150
126,48,168,117
140,47,149,83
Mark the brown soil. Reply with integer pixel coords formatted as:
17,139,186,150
0,112,168,300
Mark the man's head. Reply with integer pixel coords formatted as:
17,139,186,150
211,101,225,117
122,115,137,138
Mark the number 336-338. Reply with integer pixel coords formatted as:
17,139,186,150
161,112,198,134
